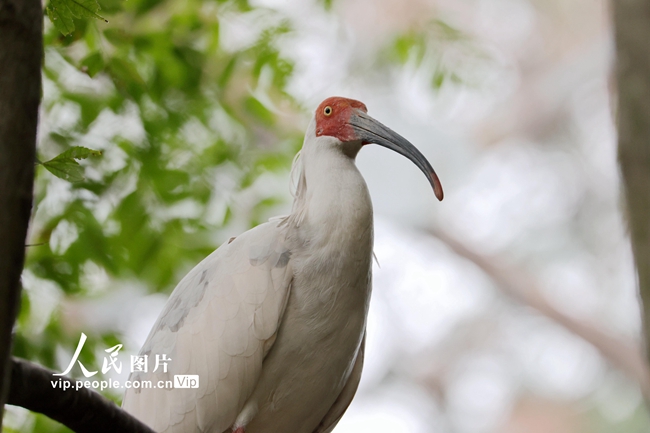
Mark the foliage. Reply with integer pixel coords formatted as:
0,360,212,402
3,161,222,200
384,19,485,91
12,1,303,431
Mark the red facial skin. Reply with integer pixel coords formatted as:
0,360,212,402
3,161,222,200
315,97,368,143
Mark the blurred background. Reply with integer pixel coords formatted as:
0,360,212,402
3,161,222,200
5,0,650,431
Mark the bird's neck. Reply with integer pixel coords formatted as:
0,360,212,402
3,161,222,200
288,142,373,244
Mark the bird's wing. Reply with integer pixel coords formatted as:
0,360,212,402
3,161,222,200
122,221,293,433
313,333,366,433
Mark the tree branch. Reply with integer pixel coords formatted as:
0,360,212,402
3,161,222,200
613,0,650,364
430,228,650,401
7,357,155,433
0,0,42,424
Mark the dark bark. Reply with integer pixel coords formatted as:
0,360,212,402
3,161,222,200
8,357,155,433
0,0,42,425
613,0,650,362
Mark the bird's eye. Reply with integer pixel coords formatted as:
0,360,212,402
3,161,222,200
323,106,332,116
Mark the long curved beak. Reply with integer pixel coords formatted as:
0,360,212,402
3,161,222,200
349,109,444,201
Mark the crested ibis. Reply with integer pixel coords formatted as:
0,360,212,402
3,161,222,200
122,96,443,433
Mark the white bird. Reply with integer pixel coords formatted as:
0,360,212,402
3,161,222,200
122,96,443,433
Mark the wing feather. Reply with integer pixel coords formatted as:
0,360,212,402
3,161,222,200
314,334,366,433
123,221,293,433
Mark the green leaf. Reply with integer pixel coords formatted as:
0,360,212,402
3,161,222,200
67,0,106,20
80,51,105,77
432,70,445,89
103,28,132,46
218,56,238,89
51,146,103,161
108,57,146,87
46,0,107,36
46,0,75,35
43,159,85,182
432,19,464,40
392,33,426,65
40,146,102,182
244,96,274,126
96,0,123,14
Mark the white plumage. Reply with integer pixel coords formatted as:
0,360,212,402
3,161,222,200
122,97,442,433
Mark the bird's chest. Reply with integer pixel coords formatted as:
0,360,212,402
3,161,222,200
289,215,373,335
247,227,372,431
273,218,373,370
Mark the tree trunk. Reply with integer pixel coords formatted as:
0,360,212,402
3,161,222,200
0,0,42,426
613,0,650,362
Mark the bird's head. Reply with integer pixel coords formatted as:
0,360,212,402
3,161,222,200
313,96,444,201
